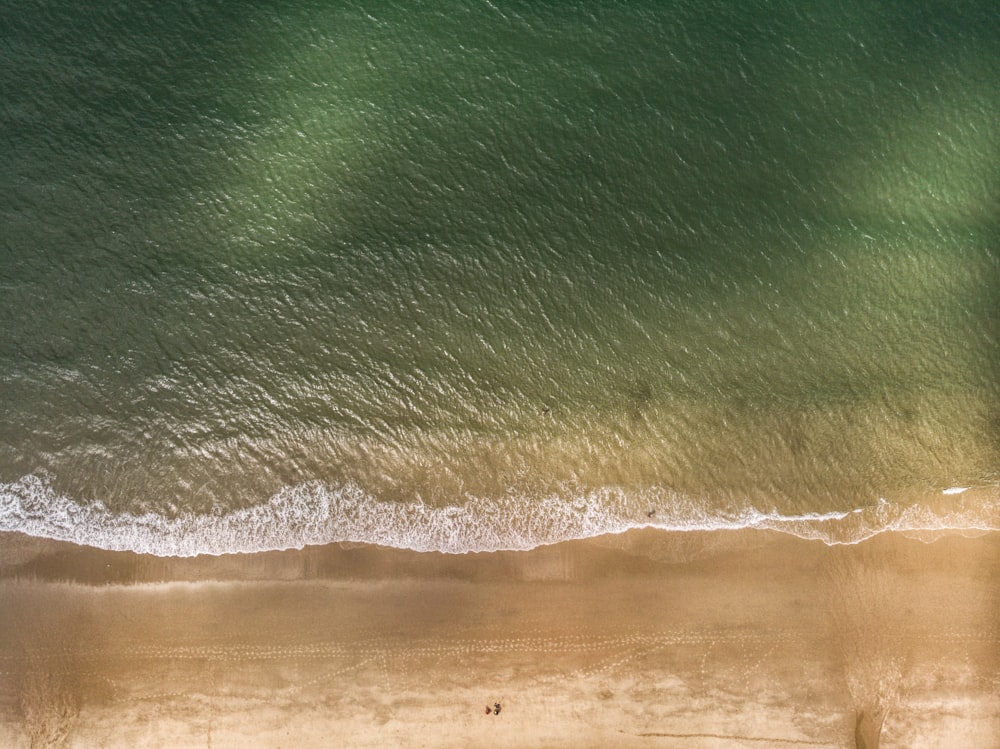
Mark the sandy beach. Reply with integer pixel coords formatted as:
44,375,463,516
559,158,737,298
1,529,998,748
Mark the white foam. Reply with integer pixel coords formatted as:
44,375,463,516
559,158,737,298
0,475,635,556
2,474,998,557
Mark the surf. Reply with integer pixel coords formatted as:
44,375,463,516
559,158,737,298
3,474,997,557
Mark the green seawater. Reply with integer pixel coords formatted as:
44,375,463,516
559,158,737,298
1,0,998,553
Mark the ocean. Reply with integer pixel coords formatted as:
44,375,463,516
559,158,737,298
1,0,998,555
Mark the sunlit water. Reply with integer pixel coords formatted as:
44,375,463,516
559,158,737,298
2,0,998,554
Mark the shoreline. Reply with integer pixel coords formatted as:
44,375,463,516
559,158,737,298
6,476,999,557
1,523,998,584
2,529,998,747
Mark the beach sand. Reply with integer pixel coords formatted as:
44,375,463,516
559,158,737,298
1,529,998,748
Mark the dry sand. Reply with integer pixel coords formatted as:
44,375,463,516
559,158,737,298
0,529,998,748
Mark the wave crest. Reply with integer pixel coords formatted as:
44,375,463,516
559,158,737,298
2,475,998,556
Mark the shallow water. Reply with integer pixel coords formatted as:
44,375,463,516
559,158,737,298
1,0,998,554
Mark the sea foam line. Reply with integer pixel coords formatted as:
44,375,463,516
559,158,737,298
1,474,998,557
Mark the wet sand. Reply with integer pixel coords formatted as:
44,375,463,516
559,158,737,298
1,529,998,748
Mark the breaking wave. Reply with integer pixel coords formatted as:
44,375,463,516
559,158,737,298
2,474,998,557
